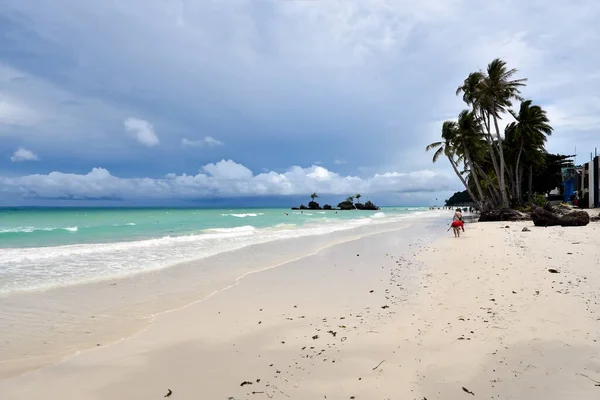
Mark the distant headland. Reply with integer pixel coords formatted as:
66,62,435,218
292,193,379,211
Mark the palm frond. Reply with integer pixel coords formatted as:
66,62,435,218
426,142,442,151
432,146,444,163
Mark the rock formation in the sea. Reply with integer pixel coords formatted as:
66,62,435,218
531,204,589,227
359,201,379,210
308,201,322,210
337,200,354,210
336,199,379,210
478,208,530,222
293,195,379,211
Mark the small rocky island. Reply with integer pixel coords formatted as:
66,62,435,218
292,193,380,211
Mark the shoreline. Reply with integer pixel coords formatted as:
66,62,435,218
0,208,429,295
1,218,444,399
0,211,446,379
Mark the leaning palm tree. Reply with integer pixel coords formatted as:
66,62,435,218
456,71,484,108
457,71,503,202
426,121,483,210
455,110,488,208
310,193,318,201
355,194,362,203
475,59,527,207
505,100,552,203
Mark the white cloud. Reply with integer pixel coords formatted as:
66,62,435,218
0,160,456,200
201,159,253,180
181,136,224,147
2,0,600,188
203,136,223,147
10,147,39,162
124,118,159,147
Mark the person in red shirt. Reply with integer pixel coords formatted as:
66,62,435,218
451,219,464,238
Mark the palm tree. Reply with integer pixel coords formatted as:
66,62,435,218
346,196,354,203
456,71,503,202
310,193,318,202
355,194,362,203
476,59,527,207
456,71,484,107
505,100,552,203
455,110,488,208
426,121,483,210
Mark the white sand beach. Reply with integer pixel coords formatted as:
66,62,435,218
2,215,600,399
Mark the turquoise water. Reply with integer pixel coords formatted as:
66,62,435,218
0,207,429,294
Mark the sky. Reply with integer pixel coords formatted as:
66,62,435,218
1,0,599,206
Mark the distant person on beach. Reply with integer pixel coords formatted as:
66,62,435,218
453,208,463,222
451,219,465,238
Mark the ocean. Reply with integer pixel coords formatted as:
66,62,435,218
0,207,429,295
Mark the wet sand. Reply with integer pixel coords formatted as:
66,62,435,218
0,215,437,379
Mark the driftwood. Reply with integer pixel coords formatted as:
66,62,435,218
372,360,386,370
531,205,589,227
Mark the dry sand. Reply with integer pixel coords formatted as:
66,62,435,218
2,216,600,399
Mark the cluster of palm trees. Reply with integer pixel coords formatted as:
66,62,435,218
426,59,553,211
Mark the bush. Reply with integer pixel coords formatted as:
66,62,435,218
299,204,308,210
530,194,548,207
323,204,332,210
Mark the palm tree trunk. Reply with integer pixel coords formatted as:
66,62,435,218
473,164,501,208
514,141,524,204
481,110,504,206
528,164,533,201
487,186,500,206
492,113,509,207
462,144,486,207
507,164,517,199
447,155,482,210
518,164,525,203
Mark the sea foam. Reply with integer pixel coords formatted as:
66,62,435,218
221,213,265,218
0,226,79,234
0,208,425,294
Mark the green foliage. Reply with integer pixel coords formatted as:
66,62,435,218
530,194,547,207
531,154,574,195
445,190,473,206
428,58,561,209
